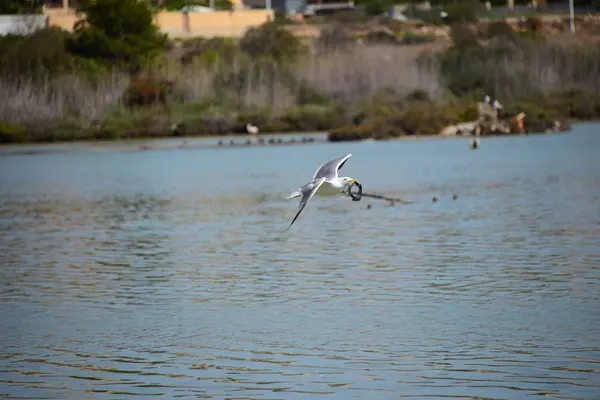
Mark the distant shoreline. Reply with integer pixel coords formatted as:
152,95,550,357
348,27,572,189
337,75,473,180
0,126,581,157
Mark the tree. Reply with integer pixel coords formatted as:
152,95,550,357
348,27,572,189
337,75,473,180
68,0,167,72
239,22,306,64
0,0,43,15
354,0,395,16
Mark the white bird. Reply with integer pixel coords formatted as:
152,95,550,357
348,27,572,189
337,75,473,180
246,123,259,136
492,99,503,110
484,95,491,104
286,153,359,230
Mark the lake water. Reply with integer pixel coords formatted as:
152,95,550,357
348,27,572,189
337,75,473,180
1,125,599,400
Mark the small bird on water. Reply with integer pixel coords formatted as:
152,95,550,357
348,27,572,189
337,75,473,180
286,153,360,230
246,123,259,136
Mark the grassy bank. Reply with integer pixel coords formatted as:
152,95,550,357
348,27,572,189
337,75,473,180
1,10,600,144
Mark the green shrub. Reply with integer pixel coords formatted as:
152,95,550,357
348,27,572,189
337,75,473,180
401,32,435,45
359,0,395,16
99,108,174,139
239,22,306,65
450,24,479,48
180,36,238,66
524,16,543,32
281,104,344,131
404,6,445,26
364,29,401,45
122,78,174,108
235,109,272,130
68,0,167,72
295,83,332,106
0,27,74,77
397,102,455,135
503,100,559,132
328,116,407,142
449,102,479,122
329,120,385,141
0,122,28,143
486,21,514,39
0,0,43,14
315,24,355,53
544,88,599,120
444,1,481,25
404,89,430,102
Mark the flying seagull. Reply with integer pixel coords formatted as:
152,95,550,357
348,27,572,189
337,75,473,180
286,153,359,230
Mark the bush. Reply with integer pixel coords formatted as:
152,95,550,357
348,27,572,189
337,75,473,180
315,24,355,53
0,27,74,77
524,16,543,32
404,6,445,26
503,100,559,133
0,122,28,143
401,32,436,45
438,44,487,96
543,88,599,120
358,0,395,16
328,117,404,141
486,21,514,39
450,24,479,48
0,0,43,14
281,104,344,131
180,36,238,66
404,89,430,102
397,102,456,135
122,78,174,108
99,108,174,139
329,122,379,141
448,102,479,122
239,22,306,64
443,1,481,25
295,83,332,106
327,10,371,24
364,29,401,45
68,0,168,72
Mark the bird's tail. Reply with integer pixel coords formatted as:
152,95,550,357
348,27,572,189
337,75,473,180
286,190,301,200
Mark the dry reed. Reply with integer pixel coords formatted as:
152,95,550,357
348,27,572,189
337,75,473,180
1,38,598,141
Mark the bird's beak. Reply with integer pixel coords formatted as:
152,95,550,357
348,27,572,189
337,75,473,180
348,179,358,184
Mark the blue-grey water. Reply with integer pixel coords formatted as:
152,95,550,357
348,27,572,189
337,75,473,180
1,125,599,400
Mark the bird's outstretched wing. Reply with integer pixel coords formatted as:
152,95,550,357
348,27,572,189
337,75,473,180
311,154,352,181
286,177,326,231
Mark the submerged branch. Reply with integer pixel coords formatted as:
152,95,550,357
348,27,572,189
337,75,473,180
361,192,416,205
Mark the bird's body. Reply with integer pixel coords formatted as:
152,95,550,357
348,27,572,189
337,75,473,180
314,180,347,196
287,178,346,199
286,153,358,230
246,123,259,136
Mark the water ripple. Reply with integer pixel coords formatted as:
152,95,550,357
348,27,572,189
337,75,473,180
1,127,600,399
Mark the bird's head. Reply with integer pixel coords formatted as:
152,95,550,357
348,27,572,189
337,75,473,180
341,177,359,185
341,177,362,201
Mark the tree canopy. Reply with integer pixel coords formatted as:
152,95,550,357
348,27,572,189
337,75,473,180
68,0,167,72
0,0,43,14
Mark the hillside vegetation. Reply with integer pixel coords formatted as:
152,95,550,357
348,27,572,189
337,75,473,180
1,0,599,143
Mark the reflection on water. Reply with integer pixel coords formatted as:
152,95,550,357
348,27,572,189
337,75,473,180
1,125,600,399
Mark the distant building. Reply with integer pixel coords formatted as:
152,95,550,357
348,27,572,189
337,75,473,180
302,0,355,16
0,15,48,35
272,0,305,13
43,0,73,8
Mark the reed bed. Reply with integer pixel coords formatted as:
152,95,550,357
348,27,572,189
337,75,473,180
1,34,599,143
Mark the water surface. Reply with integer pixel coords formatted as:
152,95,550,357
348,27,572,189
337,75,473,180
1,125,599,399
